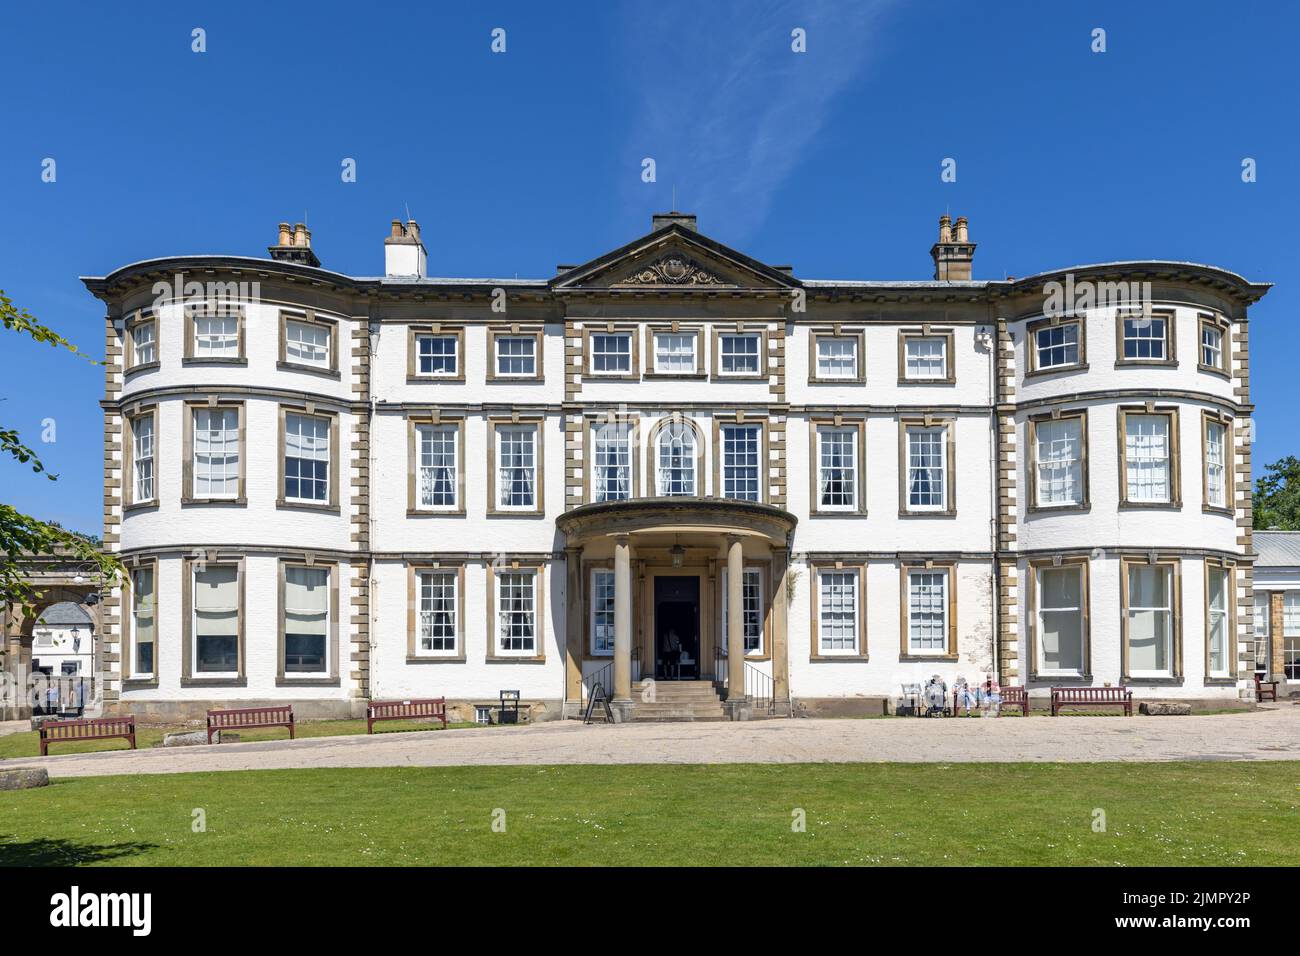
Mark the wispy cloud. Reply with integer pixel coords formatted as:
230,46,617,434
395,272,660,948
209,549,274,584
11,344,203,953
619,0,896,242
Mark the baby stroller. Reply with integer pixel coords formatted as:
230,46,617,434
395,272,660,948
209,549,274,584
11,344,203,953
923,675,949,717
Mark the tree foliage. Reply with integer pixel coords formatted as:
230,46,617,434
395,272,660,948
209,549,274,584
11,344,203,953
1,291,123,615
1254,455,1300,531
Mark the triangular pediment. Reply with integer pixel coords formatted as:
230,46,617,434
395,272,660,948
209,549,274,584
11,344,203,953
551,223,798,291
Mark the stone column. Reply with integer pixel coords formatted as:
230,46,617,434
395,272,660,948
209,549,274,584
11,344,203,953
1271,591,1286,684
726,535,746,708
771,547,790,713
613,535,633,705
563,546,583,717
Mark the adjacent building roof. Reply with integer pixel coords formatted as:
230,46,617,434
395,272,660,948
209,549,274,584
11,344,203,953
1255,531,1300,567
34,601,93,626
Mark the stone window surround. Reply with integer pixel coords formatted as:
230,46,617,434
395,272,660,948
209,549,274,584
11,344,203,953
121,402,159,512
807,416,867,516
182,304,247,365
709,324,769,381
897,326,956,385
583,413,642,503
122,556,159,688
181,553,247,687
1114,307,1177,369
1024,314,1088,378
486,326,545,383
899,560,959,661
276,558,341,687
406,413,467,516
1119,553,1184,685
486,415,547,516
406,560,467,664
808,560,869,662
1026,408,1091,514
712,414,770,505
182,398,247,506
1026,556,1092,682
1116,404,1182,510
277,308,340,378
582,323,641,381
1203,557,1237,684
124,309,159,374
897,415,957,517
807,326,866,385
276,403,341,513
1197,312,1231,379
485,558,547,663
644,323,706,378
406,324,467,383
1201,409,1234,517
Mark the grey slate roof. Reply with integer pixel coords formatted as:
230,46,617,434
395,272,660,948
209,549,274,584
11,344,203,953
35,601,93,626
1255,531,1300,567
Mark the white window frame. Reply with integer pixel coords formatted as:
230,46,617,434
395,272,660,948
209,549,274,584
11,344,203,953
720,423,761,502
589,332,632,376
192,313,240,359
816,569,859,656
717,332,761,376
1285,592,1300,681
1035,564,1086,676
284,318,330,369
905,425,947,512
283,412,330,505
495,423,538,511
1034,417,1084,508
193,407,240,500
592,422,633,502
132,413,155,504
416,424,459,511
1200,324,1223,370
130,566,156,679
496,570,538,656
192,564,240,678
1124,413,1172,504
903,336,948,381
417,570,459,657
653,332,698,374
1034,321,1080,370
131,317,157,367
494,335,537,377
1126,563,1174,679
590,569,615,657
1205,419,1227,510
656,421,697,496
907,569,950,655
283,565,330,676
1206,564,1231,679
816,425,858,511
1252,592,1270,675
416,333,460,377
1121,313,1168,362
815,336,858,380
722,567,764,655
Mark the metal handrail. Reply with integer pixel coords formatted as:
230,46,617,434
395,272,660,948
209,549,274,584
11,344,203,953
743,661,777,715
582,660,612,702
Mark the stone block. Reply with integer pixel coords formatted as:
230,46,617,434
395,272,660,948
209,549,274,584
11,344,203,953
0,768,50,791
1139,701,1192,716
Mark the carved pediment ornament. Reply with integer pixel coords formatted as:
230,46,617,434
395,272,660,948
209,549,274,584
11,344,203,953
617,255,730,286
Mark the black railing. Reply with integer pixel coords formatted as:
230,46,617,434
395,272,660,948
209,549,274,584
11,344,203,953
744,661,776,715
582,661,612,704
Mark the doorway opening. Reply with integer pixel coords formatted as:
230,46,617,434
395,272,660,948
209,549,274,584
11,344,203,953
654,575,700,680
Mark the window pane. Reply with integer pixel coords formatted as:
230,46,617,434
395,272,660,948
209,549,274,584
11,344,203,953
1127,565,1170,673
1285,593,1300,680
654,333,696,373
591,333,631,373
593,423,631,502
496,336,536,376
818,427,857,509
816,337,857,379
132,568,155,674
194,314,239,357
418,425,458,508
498,572,536,652
1207,568,1228,674
194,566,238,673
133,414,154,502
908,571,948,651
286,320,329,367
1125,414,1171,502
719,334,760,374
284,566,328,673
657,422,696,495
194,408,239,497
722,569,764,653
1035,322,1078,369
419,571,457,652
1036,418,1082,506
1038,567,1083,672
721,424,760,501
418,335,458,375
1123,315,1166,360
818,571,857,652
907,427,946,509
285,413,329,502
497,425,537,507
1205,421,1226,508
591,570,615,654
1201,325,1223,368
905,337,947,379
133,320,156,365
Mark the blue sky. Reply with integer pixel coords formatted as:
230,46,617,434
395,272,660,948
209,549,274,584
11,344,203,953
1,0,1296,534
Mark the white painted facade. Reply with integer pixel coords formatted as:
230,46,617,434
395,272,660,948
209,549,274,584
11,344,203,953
83,214,1269,719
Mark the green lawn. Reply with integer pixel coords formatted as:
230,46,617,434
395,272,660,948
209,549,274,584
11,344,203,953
2,762,1297,866
0,718,481,760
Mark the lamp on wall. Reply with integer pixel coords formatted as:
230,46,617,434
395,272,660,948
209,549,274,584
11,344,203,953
670,542,685,568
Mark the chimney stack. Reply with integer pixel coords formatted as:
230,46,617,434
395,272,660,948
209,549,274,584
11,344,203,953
384,218,427,278
930,214,975,281
269,219,321,268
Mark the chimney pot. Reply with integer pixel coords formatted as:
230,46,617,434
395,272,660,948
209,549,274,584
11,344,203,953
293,222,309,247
954,216,969,242
938,215,952,243
407,220,421,242
277,222,293,246
391,219,404,239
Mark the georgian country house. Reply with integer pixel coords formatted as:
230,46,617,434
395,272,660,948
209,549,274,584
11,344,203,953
79,212,1270,721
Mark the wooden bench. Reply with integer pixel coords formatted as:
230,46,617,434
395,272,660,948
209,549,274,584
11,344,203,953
1050,686,1132,716
951,685,1030,717
206,706,295,744
39,716,136,756
1254,673,1279,703
366,697,447,734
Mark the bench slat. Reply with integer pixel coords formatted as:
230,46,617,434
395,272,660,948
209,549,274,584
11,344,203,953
39,716,136,756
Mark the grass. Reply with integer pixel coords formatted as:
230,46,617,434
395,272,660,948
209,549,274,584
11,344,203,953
2,762,1297,866
0,718,481,760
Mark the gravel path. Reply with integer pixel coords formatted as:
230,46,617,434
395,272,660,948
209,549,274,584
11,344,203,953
3,705,1298,779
